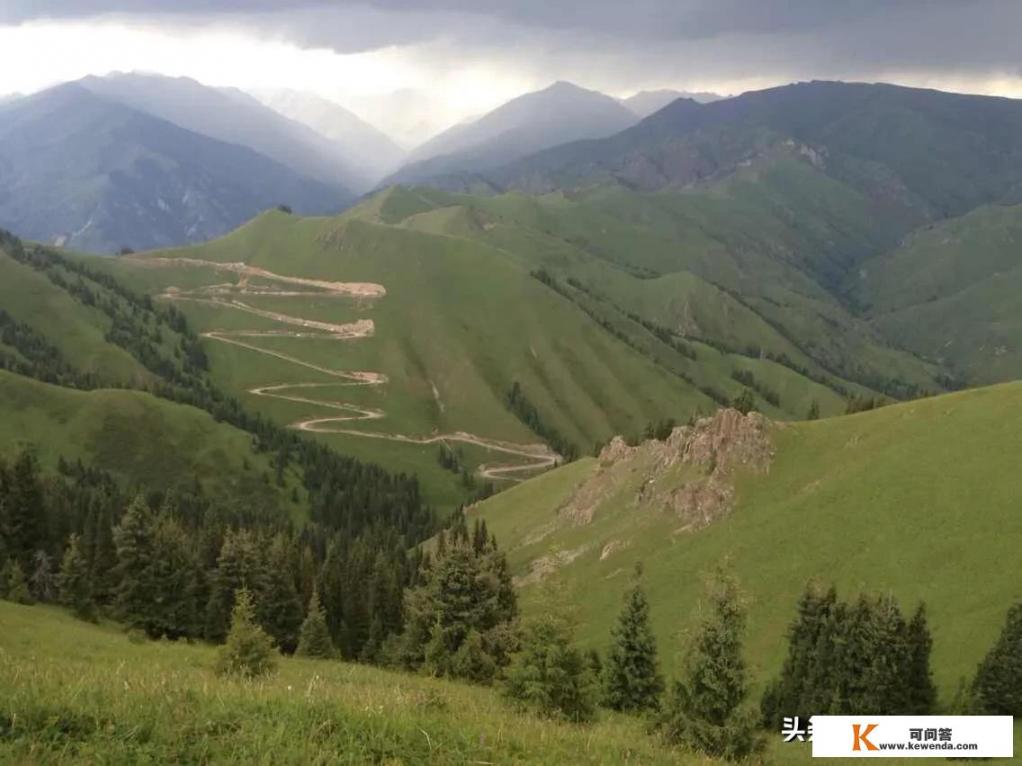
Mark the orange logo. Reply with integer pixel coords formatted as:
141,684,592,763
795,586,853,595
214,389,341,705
852,723,879,751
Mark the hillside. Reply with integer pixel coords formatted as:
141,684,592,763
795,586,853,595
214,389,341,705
80,190,867,510
472,383,1022,694
0,370,302,517
489,81,1022,217
853,203,1022,383
370,184,941,400
0,601,797,764
80,73,368,192
385,82,638,189
0,84,349,253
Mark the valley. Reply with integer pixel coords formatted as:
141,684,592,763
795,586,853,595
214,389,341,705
2,45,1022,763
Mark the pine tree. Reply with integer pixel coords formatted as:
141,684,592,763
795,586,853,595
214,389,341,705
602,582,664,713
148,513,201,639
296,589,335,658
3,450,45,571
4,559,33,605
215,588,278,678
660,572,762,760
807,400,820,420
761,582,836,727
58,533,95,621
112,495,157,633
3,559,33,604
972,602,1022,714
503,613,599,722
30,550,57,603
260,534,304,653
205,528,267,643
400,536,518,682
905,604,937,713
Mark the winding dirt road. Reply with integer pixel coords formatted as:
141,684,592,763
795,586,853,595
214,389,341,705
142,256,559,481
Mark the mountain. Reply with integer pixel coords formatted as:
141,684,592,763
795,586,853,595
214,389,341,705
621,88,723,117
0,84,347,253
493,81,1022,214
79,72,369,193
395,81,1022,394
853,202,1022,383
252,88,406,184
472,383,1022,690
384,82,638,188
71,186,868,509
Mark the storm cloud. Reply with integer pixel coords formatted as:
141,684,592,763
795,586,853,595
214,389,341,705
1,0,1020,143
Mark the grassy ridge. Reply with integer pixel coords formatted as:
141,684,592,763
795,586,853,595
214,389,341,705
12,601,1005,764
473,383,1022,695
0,370,302,518
0,249,149,386
0,602,697,765
856,203,1022,383
84,208,721,509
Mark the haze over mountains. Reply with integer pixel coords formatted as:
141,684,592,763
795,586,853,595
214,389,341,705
252,88,407,182
0,83,346,254
383,82,642,188
621,88,723,117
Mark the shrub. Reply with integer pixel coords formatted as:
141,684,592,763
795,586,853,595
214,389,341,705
214,588,278,679
503,613,598,722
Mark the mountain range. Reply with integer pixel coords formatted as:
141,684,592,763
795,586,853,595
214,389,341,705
383,82,641,188
0,83,348,254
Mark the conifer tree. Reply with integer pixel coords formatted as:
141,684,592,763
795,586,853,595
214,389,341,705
148,513,200,639
761,582,836,727
30,550,57,603
58,533,95,621
215,588,278,678
400,535,518,682
296,589,335,658
87,508,118,605
807,400,820,420
3,558,33,605
112,495,157,632
603,580,664,713
661,572,762,760
260,534,304,653
972,602,1022,714
205,528,267,642
2,450,45,571
905,604,937,713
503,613,599,722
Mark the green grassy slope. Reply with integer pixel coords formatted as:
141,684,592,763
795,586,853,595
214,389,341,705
380,177,941,401
0,370,302,517
11,601,1009,764
85,205,782,509
0,248,149,386
0,601,692,765
472,383,1022,695
854,203,1022,382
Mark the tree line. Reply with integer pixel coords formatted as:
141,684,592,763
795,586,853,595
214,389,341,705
0,448,433,663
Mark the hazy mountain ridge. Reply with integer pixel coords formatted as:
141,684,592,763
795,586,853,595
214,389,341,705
79,72,368,193
0,84,348,253
621,88,723,117
383,82,639,187
251,87,406,184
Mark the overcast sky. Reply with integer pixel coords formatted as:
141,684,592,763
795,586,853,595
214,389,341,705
1,1,1020,143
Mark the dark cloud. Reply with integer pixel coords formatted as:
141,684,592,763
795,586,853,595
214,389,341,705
0,1,1004,44
3,0,1020,90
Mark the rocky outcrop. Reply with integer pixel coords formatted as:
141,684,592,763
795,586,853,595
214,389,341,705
561,409,774,531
